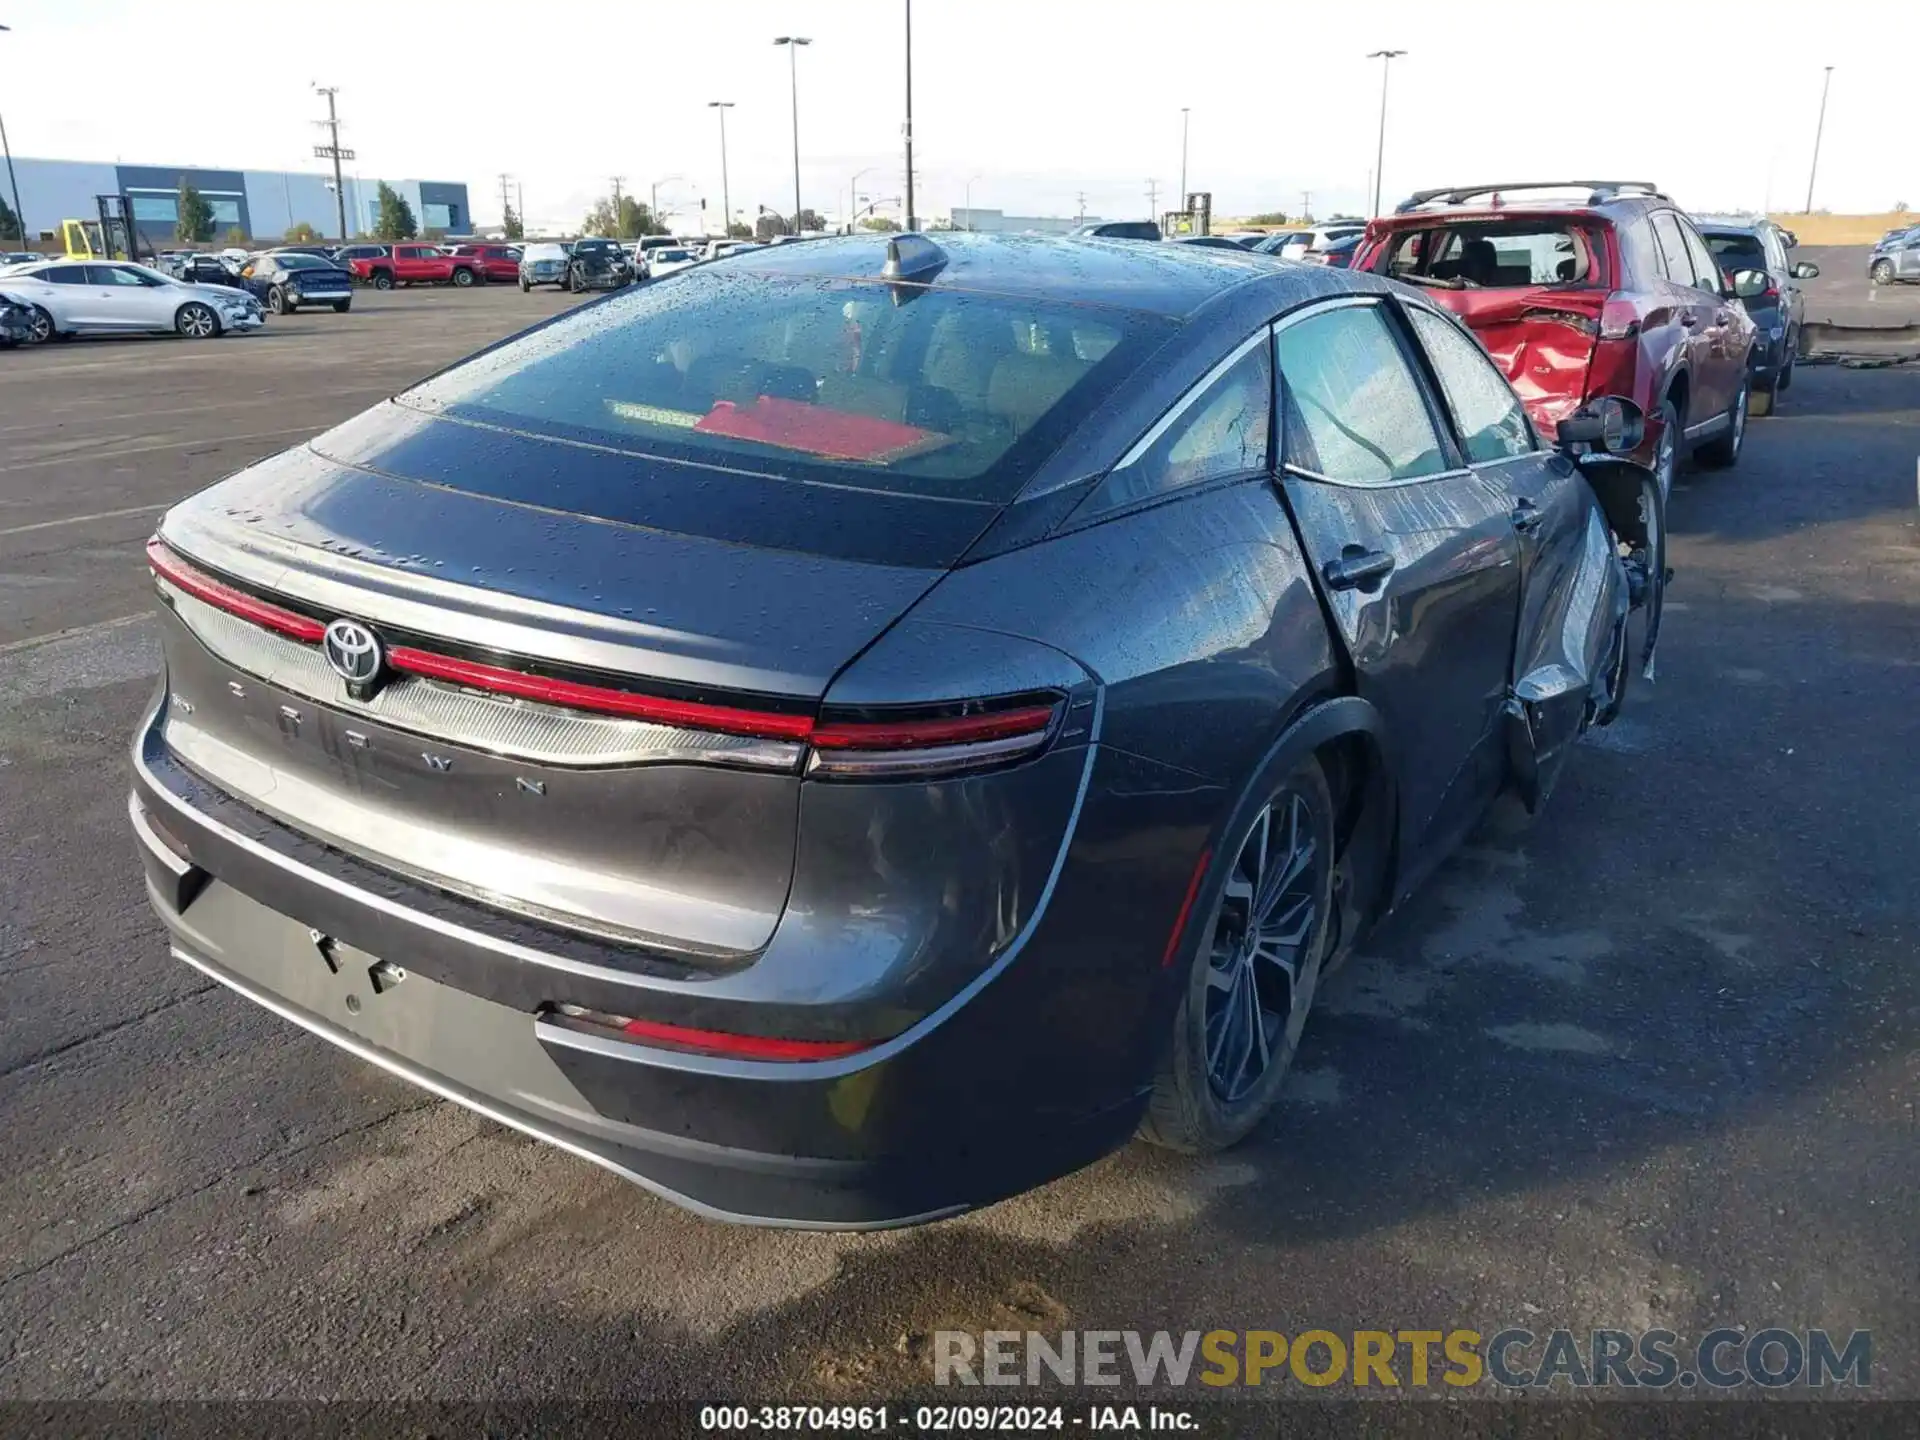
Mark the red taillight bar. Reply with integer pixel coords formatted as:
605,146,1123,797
810,703,1058,751
551,1004,875,1061
384,645,815,741
146,539,326,644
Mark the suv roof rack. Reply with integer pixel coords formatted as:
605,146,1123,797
1396,181,1670,213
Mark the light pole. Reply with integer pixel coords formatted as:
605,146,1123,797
964,173,984,229
0,25,23,248
709,101,734,238
651,174,685,232
1367,49,1406,217
1804,65,1834,214
774,35,812,234
1178,107,1190,208
903,0,916,231
849,168,875,234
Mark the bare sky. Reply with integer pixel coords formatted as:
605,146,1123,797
1,0,1904,232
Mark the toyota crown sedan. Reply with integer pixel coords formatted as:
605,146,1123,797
130,233,1662,1227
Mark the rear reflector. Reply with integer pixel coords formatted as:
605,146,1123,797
383,645,815,742
550,1003,875,1061
146,540,325,644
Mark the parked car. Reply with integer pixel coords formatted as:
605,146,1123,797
0,291,34,346
1309,232,1362,269
517,241,571,290
1249,230,1307,256
1169,234,1258,251
175,254,247,289
1278,224,1367,262
130,232,1661,1228
332,244,390,268
1354,181,1760,497
242,251,354,315
1868,227,1920,286
643,245,697,278
349,244,480,290
1070,220,1163,241
0,259,262,341
1696,216,1818,414
272,244,340,262
447,243,523,284
708,241,766,261
1,250,40,268
563,237,634,291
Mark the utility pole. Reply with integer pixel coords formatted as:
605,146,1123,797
1179,108,1190,208
774,35,812,234
1367,49,1406,217
498,173,514,233
903,0,916,231
1076,191,1088,224
1146,178,1159,222
516,180,524,233
0,26,25,249
610,175,627,235
312,84,351,241
1804,65,1834,214
1301,190,1311,223
709,101,734,238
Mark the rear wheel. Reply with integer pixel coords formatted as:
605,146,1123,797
371,270,393,291
1652,398,1679,504
266,285,289,315
1697,373,1749,468
518,277,530,292
175,303,219,339
1141,758,1335,1154
1870,259,1894,286
1778,356,1794,392
331,299,351,313
451,266,475,287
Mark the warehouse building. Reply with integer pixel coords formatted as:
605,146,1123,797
5,156,472,246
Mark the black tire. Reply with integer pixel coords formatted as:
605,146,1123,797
370,270,394,291
451,266,475,287
564,267,579,294
1777,356,1794,392
1696,371,1749,468
1651,397,1679,505
1870,259,1893,287
331,299,351,313
1140,757,1336,1154
518,277,530,292
266,285,289,315
24,305,55,345
175,303,219,339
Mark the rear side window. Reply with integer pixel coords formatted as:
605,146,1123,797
1275,304,1448,485
1705,232,1766,270
1384,223,1598,287
1407,308,1533,462
1651,213,1702,288
1678,221,1724,292
1097,335,1271,512
41,266,89,285
405,271,1173,503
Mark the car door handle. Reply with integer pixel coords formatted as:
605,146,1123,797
1679,311,1700,328
1511,498,1544,533
1322,547,1395,591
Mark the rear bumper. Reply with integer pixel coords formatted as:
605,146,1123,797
128,696,1145,1228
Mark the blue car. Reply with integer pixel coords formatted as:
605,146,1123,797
130,232,1663,1227
244,250,353,314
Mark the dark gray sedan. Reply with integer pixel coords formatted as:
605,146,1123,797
130,233,1660,1227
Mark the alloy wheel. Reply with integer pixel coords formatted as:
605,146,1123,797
177,305,216,339
1201,789,1322,1103
26,306,52,344
1653,416,1676,504
1871,260,1893,286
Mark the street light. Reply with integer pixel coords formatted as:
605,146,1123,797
1367,49,1406,217
773,35,812,234
903,0,916,231
1178,107,1190,209
964,173,984,229
708,102,735,239
0,25,24,248
849,168,875,234
651,174,685,230
1804,66,1835,215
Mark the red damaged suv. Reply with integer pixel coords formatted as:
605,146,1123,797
1350,182,1760,497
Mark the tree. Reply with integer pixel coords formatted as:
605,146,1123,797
373,182,418,242
0,193,20,243
726,219,752,239
860,216,902,233
223,226,248,246
582,194,665,239
502,202,525,240
1245,210,1290,226
176,179,216,243
284,221,320,244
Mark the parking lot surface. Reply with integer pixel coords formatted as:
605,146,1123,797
1,281,1915,1400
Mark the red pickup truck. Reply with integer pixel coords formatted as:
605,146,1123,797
446,244,522,284
349,243,482,290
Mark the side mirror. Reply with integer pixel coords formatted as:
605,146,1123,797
1779,230,1798,249
1730,268,1770,299
1556,396,1646,456
1789,261,1820,280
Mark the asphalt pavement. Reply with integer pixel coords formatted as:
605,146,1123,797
1,283,1915,1406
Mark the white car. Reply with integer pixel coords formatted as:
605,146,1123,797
3,259,264,342
646,247,698,278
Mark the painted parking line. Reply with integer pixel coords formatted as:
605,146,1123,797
0,612,152,655
0,504,167,539
3,425,315,474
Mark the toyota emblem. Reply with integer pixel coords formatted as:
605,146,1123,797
323,618,383,688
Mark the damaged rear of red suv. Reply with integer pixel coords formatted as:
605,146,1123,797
1351,182,1756,497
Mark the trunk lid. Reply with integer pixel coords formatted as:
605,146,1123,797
154,405,993,960
1425,285,1605,429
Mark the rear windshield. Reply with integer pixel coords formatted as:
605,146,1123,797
275,253,333,270
403,270,1172,503
1383,222,1601,289
1703,232,1766,267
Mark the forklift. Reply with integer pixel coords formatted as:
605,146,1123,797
1160,191,1213,238
60,194,153,262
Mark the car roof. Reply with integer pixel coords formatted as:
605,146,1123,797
715,231,1322,318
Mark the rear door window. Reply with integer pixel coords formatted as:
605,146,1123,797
1406,307,1534,462
404,270,1174,504
1275,303,1449,484
1678,221,1725,292
1651,213,1701,288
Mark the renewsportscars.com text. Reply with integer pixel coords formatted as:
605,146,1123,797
934,1328,1871,1390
